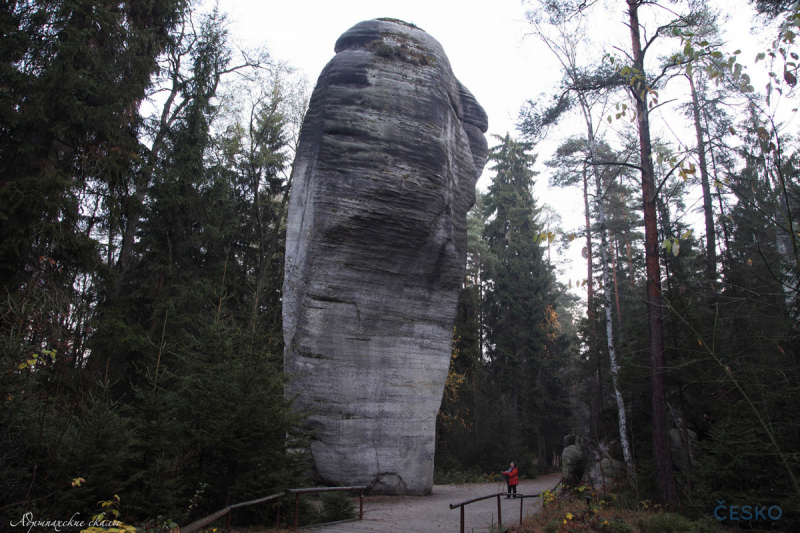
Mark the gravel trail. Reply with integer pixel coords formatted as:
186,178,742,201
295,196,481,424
303,473,561,533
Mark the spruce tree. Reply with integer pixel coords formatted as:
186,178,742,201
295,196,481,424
482,134,556,456
0,0,184,291
84,7,305,520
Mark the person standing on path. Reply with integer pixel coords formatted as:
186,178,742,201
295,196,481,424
501,462,519,498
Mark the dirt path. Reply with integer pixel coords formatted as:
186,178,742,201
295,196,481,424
304,473,561,533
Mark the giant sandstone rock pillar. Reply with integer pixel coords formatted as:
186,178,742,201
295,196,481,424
283,19,488,495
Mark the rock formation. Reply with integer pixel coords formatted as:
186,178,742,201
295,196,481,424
561,435,588,487
283,18,488,495
562,434,627,488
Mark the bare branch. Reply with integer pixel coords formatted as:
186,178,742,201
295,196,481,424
655,157,688,199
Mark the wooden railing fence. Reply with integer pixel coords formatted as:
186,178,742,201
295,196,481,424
448,479,562,533
181,485,367,533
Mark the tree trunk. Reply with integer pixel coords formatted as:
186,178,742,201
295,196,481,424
625,232,635,288
611,236,623,325
626,0,678,508
688,75,717,290
703,114,735,269
580,96,636,484
677,381,692,494
583,164,602,436
510,380,519,449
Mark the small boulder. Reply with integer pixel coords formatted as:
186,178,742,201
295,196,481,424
588,457,626,486
562,438,587,486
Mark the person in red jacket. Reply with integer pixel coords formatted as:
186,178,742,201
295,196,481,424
501,462,519,498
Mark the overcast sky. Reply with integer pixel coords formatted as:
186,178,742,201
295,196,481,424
216,0,769,297
220,0,560,177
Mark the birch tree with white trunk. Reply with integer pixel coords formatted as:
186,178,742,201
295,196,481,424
525,5,636,484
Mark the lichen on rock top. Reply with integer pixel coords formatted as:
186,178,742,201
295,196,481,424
283,18,488,495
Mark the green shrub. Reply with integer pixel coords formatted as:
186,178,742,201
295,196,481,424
366,40,396,58
606,519,636,533
320,491,356,522
607,490,638,511
293,495,322,527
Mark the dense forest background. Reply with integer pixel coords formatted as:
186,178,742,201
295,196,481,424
1,0,799,529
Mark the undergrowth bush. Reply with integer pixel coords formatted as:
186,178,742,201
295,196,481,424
288,492,356,527
433,468,503,485
319,492,356,522
517,489,727,533
605,519,636,533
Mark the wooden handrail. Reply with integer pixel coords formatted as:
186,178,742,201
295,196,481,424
228,492,283,510
286,486,367,494
449,492,509,509
448,478,562,533
182,507,235,533
449,493,540,533
181,485,368,533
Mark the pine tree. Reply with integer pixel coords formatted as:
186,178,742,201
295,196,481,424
547,138,640,482
547,139,602,436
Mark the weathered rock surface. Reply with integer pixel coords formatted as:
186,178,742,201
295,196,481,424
283,18,488,495
587,457,625,487
562,435,588,486
669,426,698,473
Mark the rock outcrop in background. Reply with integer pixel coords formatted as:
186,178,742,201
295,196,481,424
561,435,588,487
283,18,488,495
561,434,627,488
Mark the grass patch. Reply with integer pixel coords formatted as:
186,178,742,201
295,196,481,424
365,38,435,66
376,18,421,30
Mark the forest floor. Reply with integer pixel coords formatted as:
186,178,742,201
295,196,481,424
264,472,563,533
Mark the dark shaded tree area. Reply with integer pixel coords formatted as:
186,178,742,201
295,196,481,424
512,0,800,523
0,0,183,291
1,1,307,526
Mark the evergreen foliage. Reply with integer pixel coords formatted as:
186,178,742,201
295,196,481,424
436,135,574,477
511,0,800,517
0,2,306,526
482,135,565,457
0,0,184,290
